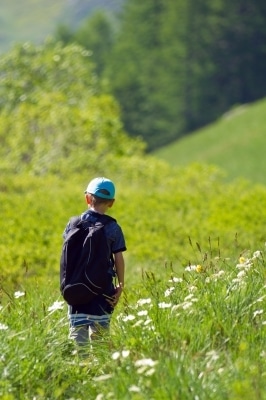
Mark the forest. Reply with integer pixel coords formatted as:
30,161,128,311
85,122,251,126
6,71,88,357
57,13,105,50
55,0,266,149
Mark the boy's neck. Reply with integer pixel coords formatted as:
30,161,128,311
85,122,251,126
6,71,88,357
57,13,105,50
89,205,107,215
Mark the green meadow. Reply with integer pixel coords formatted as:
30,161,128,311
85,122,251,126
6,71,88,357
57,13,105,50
154,99,266,186
0,42,266,399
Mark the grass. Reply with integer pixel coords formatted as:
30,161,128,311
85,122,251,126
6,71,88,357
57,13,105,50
153,98,266,185
1,244,265,399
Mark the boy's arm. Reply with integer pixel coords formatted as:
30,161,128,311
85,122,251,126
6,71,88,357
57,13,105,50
113,251,125,305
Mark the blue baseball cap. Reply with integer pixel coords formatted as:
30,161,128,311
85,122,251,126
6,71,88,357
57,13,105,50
85,177,115,200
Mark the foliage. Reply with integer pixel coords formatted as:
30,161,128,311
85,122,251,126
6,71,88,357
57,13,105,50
0,41,145,176
0,40,97,112
1,162,266,290
154,99,266,185
55,11,116,77
0,247,265,399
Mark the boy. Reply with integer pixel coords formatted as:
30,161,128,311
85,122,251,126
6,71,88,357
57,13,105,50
63,177,126,345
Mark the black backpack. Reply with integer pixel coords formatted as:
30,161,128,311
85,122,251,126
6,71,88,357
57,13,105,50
60,214,116,305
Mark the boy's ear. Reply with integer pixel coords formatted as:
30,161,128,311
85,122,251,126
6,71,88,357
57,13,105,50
85,194,91,205
108,199,115,208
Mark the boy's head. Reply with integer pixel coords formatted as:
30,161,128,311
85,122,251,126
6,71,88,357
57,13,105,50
85,177,115,207
85,177,115,199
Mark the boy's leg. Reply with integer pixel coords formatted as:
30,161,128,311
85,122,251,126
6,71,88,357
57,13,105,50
69,325,89,346
89,323,109,341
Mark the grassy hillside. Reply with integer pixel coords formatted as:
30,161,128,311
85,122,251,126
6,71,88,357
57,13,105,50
154,99,266,185
0,0,123,53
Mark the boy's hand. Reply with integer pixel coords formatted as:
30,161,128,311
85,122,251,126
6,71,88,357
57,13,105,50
106,285,123,307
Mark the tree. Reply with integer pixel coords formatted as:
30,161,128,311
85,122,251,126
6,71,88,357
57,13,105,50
55,11,115,77
0,41,145,176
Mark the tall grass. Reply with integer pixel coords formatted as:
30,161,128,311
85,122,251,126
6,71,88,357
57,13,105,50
1,243,265,399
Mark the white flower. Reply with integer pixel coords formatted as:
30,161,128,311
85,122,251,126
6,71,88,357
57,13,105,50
188,285,197,292
112,350,130,360
137,298,152,306
112,352,120,360
145,368,156,376
14,291,25,299
185,265,197,272
134,358,158,367
47,301,65,313
182,301,193,310
0,323,8,330
129,385,141,393
253,309,264,318
122,314,136,322
158,302,172,309
144,318,152,326
253,250,262,259
169,277,183,283
184,294,194,301
122,350,130,358
165,287,175,297
137,310,148,316
132,320,143,327
237,270,246,279
93,374,113,382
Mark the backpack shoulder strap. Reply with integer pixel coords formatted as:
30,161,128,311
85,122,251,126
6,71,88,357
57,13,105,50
69,216,82,229
98,214,116,226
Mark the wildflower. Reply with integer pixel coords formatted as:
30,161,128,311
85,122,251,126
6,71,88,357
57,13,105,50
137,310,148,316
137,298,152,306
196,265,203,273
239,256,246,264
144,318,152,326
184,294,195,301
165,287,175,297
253,250,262,259
122,314,135,322
95,394,104,400
136,361,157,374
129,385,141,393
122,350,130,358
145,368,156,376
134,358,158,367
47,300,65,313
182,301,193,310
188,285,198,292
14,291,25,299
0,323,8,330
237,270,246,279
158,302,172,309
169,277,183,283
132,320,143,327
185,265,197,272
253,309,263,318
93,374,113,382
112,352,120,360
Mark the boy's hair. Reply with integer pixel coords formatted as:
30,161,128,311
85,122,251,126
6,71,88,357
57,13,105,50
88,192,113,206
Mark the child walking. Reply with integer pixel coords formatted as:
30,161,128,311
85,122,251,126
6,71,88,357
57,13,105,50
63,177,126,346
